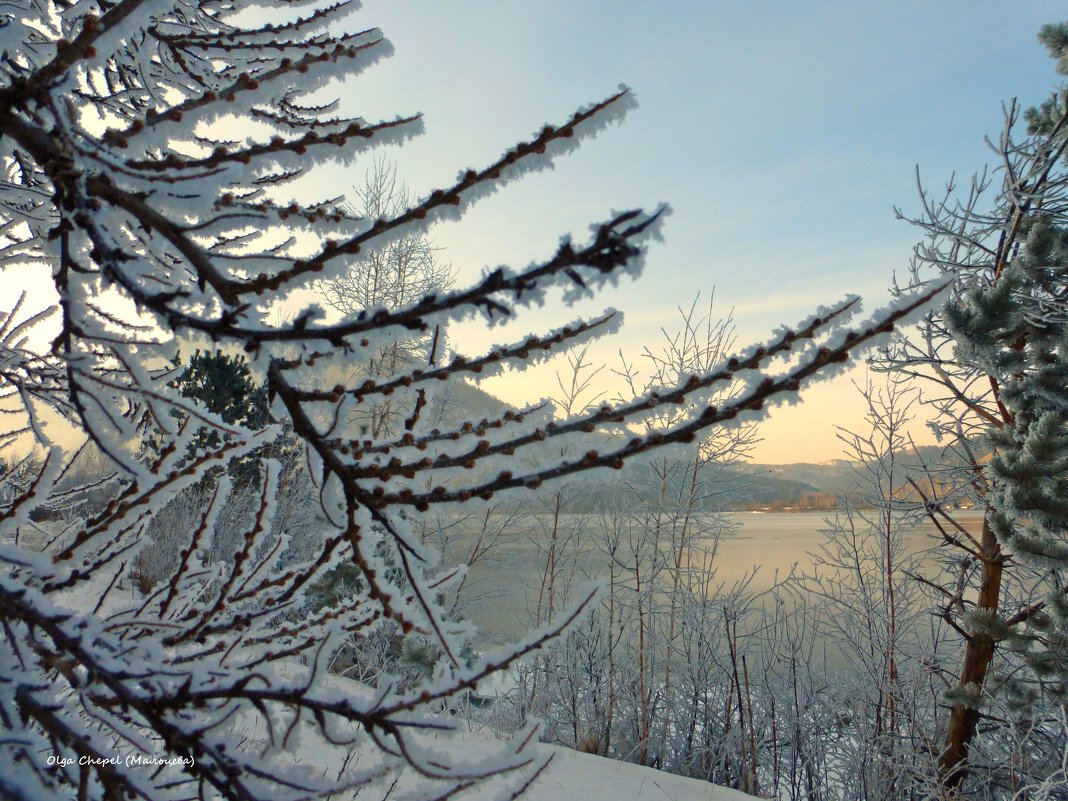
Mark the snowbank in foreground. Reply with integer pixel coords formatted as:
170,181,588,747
530,746,757,801
46,569,757,801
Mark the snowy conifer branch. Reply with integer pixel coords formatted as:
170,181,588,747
353,284,946,510
0,0,947,797
286,312,620,404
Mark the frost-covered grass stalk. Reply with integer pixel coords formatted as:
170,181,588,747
0,0,943,799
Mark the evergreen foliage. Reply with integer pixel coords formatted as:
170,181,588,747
173,349,269,430
169,349,271,482
947,212,1068,703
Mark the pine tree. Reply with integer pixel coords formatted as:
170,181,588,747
881,25,1068,791
173,350,268,431
168,349,269,474
947,216,1068,699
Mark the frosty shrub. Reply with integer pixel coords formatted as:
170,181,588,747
0,1,943,799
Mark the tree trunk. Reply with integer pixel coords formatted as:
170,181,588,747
939,511,1004,790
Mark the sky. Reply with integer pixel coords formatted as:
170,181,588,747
296,0,1066,463
13,1,1066,462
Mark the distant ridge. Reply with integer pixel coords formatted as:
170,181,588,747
443,384,977,511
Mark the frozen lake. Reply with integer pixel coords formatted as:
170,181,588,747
447,509,986,642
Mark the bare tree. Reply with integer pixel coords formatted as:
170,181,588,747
797,379,948,799
519,299,764,777
316,159,455,438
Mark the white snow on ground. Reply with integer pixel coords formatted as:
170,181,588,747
264,660,761,801
531,746,757,801
34,554,757,801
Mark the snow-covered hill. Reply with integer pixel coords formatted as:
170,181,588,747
530,747,756,801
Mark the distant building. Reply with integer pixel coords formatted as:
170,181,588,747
798,491,836,510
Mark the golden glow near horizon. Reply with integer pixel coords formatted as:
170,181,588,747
463,355,934,465
9,250,931,466
8,266,931,465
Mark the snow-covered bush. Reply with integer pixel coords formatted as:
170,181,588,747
0,1,941,799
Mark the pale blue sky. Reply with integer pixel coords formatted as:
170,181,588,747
10,3,1062,460
327,1,1066,461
